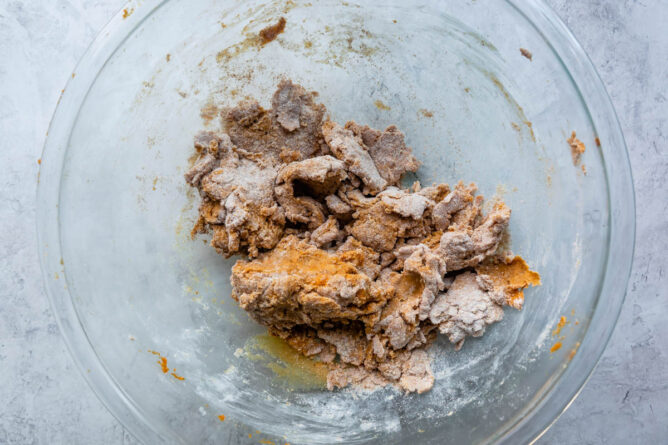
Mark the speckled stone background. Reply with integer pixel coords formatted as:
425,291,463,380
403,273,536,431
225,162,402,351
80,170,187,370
1,0,666,443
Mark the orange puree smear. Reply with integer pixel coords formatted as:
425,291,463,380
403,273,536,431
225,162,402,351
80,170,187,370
476,256,541,309
235,238,366,289
552,316,568,336
420,230,443,249
148,350,186,380
158,357,169,373
568,341,581,361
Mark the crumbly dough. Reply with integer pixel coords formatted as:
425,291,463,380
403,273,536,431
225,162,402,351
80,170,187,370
185,81,540,393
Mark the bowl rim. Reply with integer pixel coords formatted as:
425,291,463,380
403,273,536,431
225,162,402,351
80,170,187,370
36,0,635,443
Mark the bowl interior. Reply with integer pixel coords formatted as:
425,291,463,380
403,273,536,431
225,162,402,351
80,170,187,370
50,0,615,443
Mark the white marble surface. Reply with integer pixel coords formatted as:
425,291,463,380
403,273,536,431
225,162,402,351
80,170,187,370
0,0,666,443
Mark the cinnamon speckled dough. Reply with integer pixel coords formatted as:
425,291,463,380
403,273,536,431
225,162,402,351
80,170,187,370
437,202,511,271
187,136,284,257
310,216,344,247
432,182,477,231
185,81,541,393
225,80,328,164
322,121,387,194
345,121,420,185
348,197,432,252
378,186,433,220
275,155,347,229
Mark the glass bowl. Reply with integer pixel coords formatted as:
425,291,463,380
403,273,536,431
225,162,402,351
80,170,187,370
37,0,635,443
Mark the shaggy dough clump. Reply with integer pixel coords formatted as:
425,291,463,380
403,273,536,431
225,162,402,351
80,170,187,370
186,81,540,393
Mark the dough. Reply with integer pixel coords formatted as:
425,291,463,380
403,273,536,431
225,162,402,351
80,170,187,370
185,81,540,393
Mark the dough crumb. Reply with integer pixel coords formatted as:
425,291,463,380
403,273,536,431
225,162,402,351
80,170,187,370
520,48,533,61
259,17,286,45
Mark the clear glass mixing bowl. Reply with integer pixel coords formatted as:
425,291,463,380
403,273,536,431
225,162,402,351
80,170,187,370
37,0,635,443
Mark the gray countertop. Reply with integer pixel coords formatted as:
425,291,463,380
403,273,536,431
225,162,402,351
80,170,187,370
1,1,666,443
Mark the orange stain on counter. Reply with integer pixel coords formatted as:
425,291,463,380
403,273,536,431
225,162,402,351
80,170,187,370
217,414,225,422
550,342,562,353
